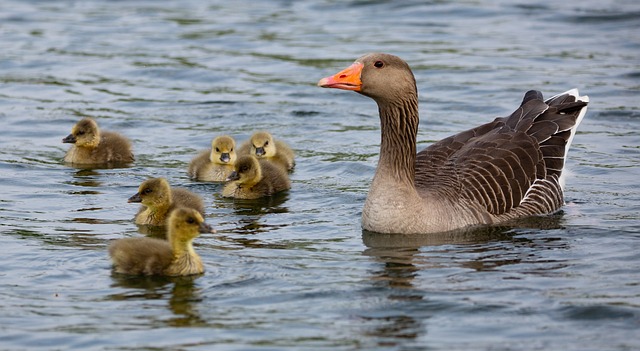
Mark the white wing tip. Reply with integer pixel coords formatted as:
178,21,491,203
561,88,589,103
557,88,589,192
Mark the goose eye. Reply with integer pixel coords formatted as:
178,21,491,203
143,188,152,194
215,147,220,152
77,131,86,136
374,61,384,68
264,141,269,146
230,148,234,152
186,217,195,224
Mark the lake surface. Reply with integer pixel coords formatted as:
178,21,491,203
1,0,639,350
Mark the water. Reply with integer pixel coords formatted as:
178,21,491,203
1,0,639,350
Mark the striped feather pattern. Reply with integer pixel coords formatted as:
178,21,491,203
415,90,587,218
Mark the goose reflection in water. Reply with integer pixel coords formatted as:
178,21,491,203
358,214,568,345
108,275,207,328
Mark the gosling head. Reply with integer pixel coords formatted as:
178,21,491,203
168,207,215,241
226,155,261,185
210,135,237,165
128,178,172,209
63,118,101,148
248,131,276,158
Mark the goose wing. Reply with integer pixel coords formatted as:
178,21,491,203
415,90,587,216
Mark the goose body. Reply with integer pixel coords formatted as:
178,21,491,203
63,117,134,166
318,53,588,234
238,131,295,171
109,207,212,276
129,178,205,227
222,155,291,199
188,135,237,182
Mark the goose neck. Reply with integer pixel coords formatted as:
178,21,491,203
376,98,419,185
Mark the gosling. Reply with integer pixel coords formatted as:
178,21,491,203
62,117,134,165
238,131,295,171
188,135,237,182
109,207,212,276
222,155,290,199
129,177,205,226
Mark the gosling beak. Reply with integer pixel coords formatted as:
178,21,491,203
226,171,240,182
227,171,240,182
62,134,77,144
199,222,216,234
128,193,142,203
317,62,364,91
220,153,231,163
254,147,265,157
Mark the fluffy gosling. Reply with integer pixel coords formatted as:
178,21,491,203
109,207,213,276
129,177,204,226
238,131,295,171
62,117,134,166
222,155,290,199
188,135,237,182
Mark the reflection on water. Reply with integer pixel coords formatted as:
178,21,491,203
360,313,424,346
223,191,290,217
109,273,206,327
62,161,134,171
109,274,175,298
64,169,103,195
359,216,573,346
167,278,207,327
358,243,427,346
71,169,102,179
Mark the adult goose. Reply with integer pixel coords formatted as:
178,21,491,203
318,53,588,234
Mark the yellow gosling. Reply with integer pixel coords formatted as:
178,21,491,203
238,131,295,171
129,178,204,226
109,207,213,276
188,135,237,182
222,155,290,199
63,117,134,165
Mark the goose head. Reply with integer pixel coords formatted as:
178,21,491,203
318,52,417,106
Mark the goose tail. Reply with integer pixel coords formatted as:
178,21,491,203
547,88,589,191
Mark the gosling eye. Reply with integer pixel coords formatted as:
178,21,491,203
77,131,86,136
215,147,220,152
142,188,152,194
230,148,234,152
374,61,384,68
264,141,269,146
240,166,248,172
186,217,195,224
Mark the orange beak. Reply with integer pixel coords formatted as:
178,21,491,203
317,62,363,91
